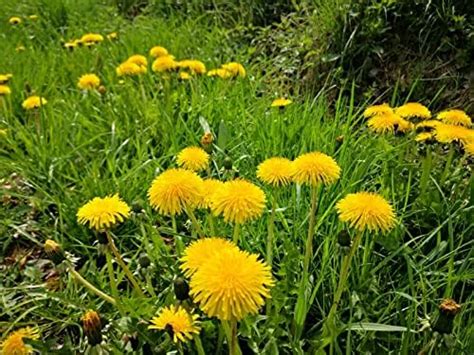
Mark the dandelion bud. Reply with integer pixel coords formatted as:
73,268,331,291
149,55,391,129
335,135,344,150
98,85,107,95
82,310,103,346
200,132,213,153
138,253,151,268
433,299,461,334
173,277,190,301
223,157,233,170
337,230,351,248
44,239,65,264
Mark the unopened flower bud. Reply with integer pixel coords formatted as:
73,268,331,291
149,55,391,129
433,298,461,334
98,85,107,95
44,239,65,264
200,132,214,153
223,157,232,170
337,230,351,248
138,253,151,268
82,310,103,346
174,277,190,301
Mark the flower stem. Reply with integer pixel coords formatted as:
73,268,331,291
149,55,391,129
303,187,319,277
194,334,206,355
105,250,120,304
106,231,145,297
68,264,116,305
224,320,241,355
326,231,364,326
186,207,205,237
232,223,241,245
266,190,278,314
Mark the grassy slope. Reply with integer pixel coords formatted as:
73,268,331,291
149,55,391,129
0,1,472,354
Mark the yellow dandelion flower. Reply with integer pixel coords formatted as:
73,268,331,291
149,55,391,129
80,33,104,44
437,109,471,127
78,74,101,90
28,15,39,20
178,72,192,80
180,237,238,277
64,41,78,50
116,62,143,76
16,45,26,52
148,168,204,216
257,157,293,187
434,124,474,144
291,151,341,186
395,102,431,120
152,56,178,72
199,179,225,209
190,247,274,321
271,98,292,107
149,305,200,343
1,327,39,355
396,118,414,133
149,46,169,58
77,194,131,230
22,96,47,110
178,60,206,75
107,32,118,40
9,17,22,25
415,119,442,131
126,54,148,68
0,74,12,84
464,142,474,158
0,85,11,95
176,146,210,172
210,179,266,224
207,68,232,79
363,103,393,118
415,132,434,142
367,112,401,133
220,62,246,78
0,129,8,138
336,192,396,233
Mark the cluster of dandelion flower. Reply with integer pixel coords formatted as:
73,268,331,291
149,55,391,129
116,55,148,76
207,62,246,79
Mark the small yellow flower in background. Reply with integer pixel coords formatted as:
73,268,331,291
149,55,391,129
176,146,210,171
437,109,472,127
363,103,393,118
1,327,39,355
64,40,79,50
207,68,232,79
149,46,169,58
415,132,434,142
0,85,11,96
0,129,8,138
271,98,292,108
367,112,402,133
149,305,200,343
28,15,39,20
77,194,131,230
257,157,293,187
16,45,26,52
189,247,274,321
78,74,101,90
336,192,396,233
211,179,266,224
415,119,441,131
178,60,206,74
152,56,178,72
148,168,204,216
221,62,246,78
178,71,192,80
464,142,474,158
200,179,225,209
0,73,13,84
80,33,104,45
395,102,431,120
82,310,103,346
22,96,47,110
180,237,238,277
9,17,22,25
116,62,143,76
291,151,341,186
434,123,474,144
126,54,148,68
106,32,118,40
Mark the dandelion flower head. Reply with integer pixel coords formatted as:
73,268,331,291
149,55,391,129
1,327,39,355
149,305,200,343
292,151,341,186
437,109,471,127
78,74,100,90
77,194,130,230
176,146,210,171
257,157,293,187
395,102,431,120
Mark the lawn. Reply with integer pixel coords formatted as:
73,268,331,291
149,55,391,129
1,1,473,354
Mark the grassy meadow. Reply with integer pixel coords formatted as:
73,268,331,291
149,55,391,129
1,1,473,354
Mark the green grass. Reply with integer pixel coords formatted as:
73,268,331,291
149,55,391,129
1,1,473,354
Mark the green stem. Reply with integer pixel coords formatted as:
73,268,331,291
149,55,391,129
68,264,116,305
106,232,145,297
208,212,216,236
233,223,241,245
194,334,206,355
266,191,278,314
105,251,120,304
419,146,432,195
326,231,364,326
440,145,455,186
186,207,205,237
224,320,241,355
303,187,319,277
